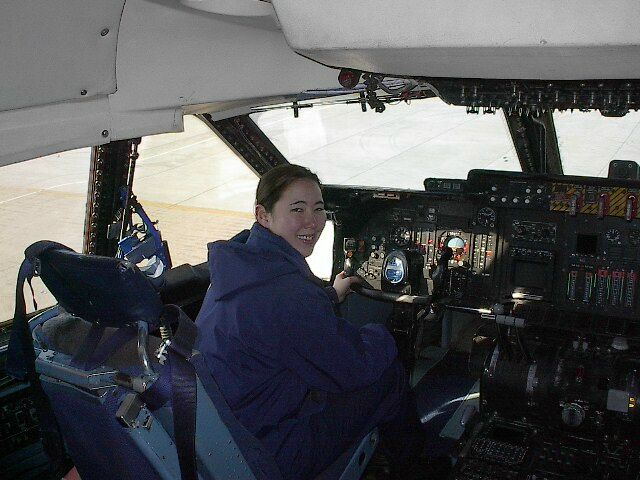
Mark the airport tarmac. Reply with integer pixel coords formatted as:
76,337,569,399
1,98,640,321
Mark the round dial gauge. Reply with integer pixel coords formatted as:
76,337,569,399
476,207,497,227
447,236,466,251
438,232,468,264
605,228,621,243
391,226,412,247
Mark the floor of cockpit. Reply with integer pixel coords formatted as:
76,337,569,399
363,347,479,480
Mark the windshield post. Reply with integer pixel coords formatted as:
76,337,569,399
84,140,139,256
504,110,563,175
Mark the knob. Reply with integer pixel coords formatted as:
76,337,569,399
492,303,505,314
344,258,354,276
612,336,629,351
561,403,585,427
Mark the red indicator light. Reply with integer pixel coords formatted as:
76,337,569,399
338,69,361,89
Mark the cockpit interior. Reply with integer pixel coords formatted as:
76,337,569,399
2,1,640,479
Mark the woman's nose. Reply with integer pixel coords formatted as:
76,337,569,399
304,212,317,228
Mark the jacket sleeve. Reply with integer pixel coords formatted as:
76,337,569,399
278,282,398,393
324,286,339,304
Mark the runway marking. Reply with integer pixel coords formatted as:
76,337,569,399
140,137,216,161
0,180,86,205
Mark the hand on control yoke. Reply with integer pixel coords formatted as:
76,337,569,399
333,271,361,303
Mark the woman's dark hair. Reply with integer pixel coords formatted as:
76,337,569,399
256,164,322,212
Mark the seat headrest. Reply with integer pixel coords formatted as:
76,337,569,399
38,249,164,327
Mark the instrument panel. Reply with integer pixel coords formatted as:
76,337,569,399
326,169,640,479
335,194,497,303
325,169,640,336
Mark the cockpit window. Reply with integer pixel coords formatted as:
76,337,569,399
554,110,640,177
132,116,257,266
251,97,520,190
0,149,90,323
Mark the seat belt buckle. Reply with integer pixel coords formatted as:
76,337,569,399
116,392,152,429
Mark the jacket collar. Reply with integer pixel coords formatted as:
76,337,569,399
245,222,312,278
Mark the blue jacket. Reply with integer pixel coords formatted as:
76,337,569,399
196,223,397,456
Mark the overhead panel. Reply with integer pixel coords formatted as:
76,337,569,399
0,97,112,167
0,0,124,111
179,0,275,17
0,0,338,166
271,0,640,80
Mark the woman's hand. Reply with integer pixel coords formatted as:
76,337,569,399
332,271,361,303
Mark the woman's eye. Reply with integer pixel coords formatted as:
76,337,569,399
291,208,303,213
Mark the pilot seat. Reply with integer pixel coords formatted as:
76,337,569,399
6,241,378,480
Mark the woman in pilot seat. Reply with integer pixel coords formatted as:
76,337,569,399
196,164,425,479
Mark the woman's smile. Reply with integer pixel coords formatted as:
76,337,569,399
256,178,326,257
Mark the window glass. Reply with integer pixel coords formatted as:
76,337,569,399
133,115,258,267
0,149,90,323
554,110,640,177
251,97,520,189
0,115,342,324
307,221,334,281
133,115,334,279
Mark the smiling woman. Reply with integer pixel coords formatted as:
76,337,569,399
195,165,424,480
255,165,327,258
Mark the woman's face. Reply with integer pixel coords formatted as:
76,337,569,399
256,178,326,257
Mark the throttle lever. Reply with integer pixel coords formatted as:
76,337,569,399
430,246,453,297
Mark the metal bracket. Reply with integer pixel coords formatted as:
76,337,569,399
116,392,144,428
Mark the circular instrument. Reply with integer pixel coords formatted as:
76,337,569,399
391,226,412,247
605,228,621,244
476,207,497,227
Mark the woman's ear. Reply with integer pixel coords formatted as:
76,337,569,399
255,204,271,228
